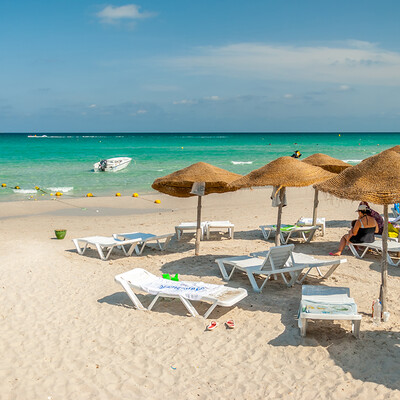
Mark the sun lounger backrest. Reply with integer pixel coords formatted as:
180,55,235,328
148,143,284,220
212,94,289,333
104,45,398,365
261,244,295,271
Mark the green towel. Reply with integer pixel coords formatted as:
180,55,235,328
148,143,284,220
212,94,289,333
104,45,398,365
273,224,297,232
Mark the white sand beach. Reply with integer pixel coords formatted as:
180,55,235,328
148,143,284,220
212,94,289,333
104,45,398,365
1,187,399,399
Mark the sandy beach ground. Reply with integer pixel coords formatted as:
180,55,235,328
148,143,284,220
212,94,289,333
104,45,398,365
1,187,399,399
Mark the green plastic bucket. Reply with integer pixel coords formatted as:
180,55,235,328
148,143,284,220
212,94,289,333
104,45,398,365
55,229,67,240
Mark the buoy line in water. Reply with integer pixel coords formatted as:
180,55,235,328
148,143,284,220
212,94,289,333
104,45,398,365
1,184,162,207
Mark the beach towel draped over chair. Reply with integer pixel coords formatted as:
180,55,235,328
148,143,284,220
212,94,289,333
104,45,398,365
259,224,319,244
215,245,345,292
72,236,143,261
112,232,174,255
115,268,248,318
298,285,362,338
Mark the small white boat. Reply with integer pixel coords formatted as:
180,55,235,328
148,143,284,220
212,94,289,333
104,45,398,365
93,157,132,172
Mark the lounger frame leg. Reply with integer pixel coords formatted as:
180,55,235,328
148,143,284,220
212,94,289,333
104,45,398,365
215,260,237,281
178,296,200,317
321,264,340,279
260,227,272,241
118,280,147,311
352,320,361,338
95,243,109,261
203,301,219,318
246,271,262,293
349,244,369,259
148,294,161,311
299,318,307,337
73,239,89,255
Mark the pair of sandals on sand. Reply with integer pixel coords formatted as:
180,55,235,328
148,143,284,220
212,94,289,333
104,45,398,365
206,320,235,331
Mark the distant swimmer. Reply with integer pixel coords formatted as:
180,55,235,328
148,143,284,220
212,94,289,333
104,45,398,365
291,150,302,159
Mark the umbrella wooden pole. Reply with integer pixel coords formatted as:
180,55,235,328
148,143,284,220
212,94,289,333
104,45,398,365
275,187,286,247
379,204,389,314
195,196,202,256
312,188,319,226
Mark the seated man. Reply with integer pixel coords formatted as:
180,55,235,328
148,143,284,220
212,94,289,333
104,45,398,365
330,204,379,256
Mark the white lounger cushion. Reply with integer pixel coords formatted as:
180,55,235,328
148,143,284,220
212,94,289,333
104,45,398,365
113,232,174,255
72,236,143,261
298,285,361,338
115,268,248,318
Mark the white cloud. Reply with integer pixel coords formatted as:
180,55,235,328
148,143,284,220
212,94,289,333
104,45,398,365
168,41,400,86
97,4,154,24
89,104,97,108
284,94,293,99
137,109,147,114
338,85,350,91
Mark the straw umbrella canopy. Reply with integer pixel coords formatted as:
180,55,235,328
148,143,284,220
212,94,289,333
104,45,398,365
152,162,241,255
315,150,400,314
303,154,352,225
230,156,334,246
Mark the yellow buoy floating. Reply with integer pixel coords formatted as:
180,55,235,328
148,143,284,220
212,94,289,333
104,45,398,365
86,193,93,197
55,192,63,196
35,186,40,190
14,186,20,189
154,199,161,204
1,183,6,187
132,193,139,197
116,193,121,197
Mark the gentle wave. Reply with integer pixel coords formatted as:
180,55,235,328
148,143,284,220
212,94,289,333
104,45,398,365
342,159,363,163
12,189,37,194
47,187,74,192
231,161,253,165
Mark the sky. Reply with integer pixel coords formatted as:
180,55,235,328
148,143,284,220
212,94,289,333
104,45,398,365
1,0,400,133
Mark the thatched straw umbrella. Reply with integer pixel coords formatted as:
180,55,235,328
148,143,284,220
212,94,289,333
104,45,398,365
303,154,352,225
315,150,400,314
152,162,241,255
230,156,334,246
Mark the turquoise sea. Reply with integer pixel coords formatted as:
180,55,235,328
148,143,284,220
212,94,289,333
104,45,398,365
0,132,399,201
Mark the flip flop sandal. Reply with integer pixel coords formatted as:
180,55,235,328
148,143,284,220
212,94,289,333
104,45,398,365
226,319,235,329
206,321,218,331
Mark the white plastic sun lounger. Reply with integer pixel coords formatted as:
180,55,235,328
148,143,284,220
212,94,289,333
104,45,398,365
298,285,361,338
348,239,400,266
215,245,346,293
260,224,319,244
175,222,207,241
296,217,326,236
72,236,143,261
206,220,234,239
113,232,174,255
115,268,248,318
